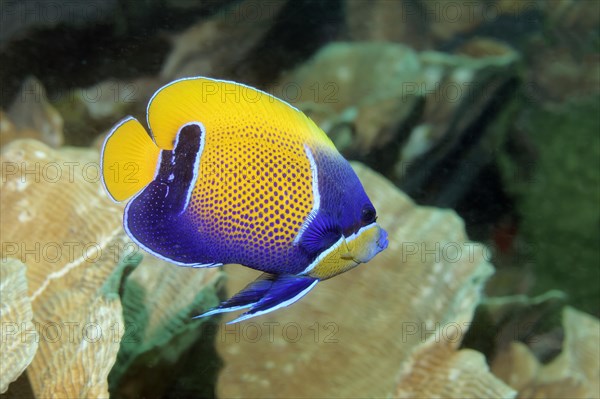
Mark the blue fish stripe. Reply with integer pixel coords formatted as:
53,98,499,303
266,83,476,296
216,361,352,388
124,123,220,267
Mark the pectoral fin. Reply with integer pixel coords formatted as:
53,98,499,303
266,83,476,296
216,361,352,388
194,273,318,324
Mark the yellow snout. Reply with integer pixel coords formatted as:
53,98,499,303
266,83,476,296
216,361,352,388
307,223,388,280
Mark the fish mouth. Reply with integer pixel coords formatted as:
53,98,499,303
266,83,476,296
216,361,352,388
377,228,389,250
345,224,388,264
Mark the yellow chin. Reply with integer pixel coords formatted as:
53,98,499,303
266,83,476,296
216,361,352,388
305,223,387,280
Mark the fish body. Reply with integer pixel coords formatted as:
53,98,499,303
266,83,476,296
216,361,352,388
101,77,388,323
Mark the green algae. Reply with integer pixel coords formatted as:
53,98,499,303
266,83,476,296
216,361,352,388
107,254,225,399
100,249,142,300
496,94,600,315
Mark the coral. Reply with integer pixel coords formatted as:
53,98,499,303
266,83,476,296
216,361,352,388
395,339,515,398
0,139,134,396
273,41,519,191
25,247,139,398
1,77,63,148
160,0,286,81
345,0,537,50
346,0,599,106
345,0,431,49
53,77,161,147
467,291,568,362
0,110,17,145
273,42,423,157
413,44,518,168
214,163,513,398
0,259,38,393
491,307,600,398
0,139,124,299
0,138,227,397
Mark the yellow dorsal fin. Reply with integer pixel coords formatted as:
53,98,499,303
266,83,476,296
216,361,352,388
146,77,335,150
101,117,160,202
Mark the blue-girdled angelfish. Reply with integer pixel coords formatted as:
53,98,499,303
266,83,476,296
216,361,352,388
101,77,388,323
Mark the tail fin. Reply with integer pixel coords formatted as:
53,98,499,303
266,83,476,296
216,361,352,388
101,117,160,202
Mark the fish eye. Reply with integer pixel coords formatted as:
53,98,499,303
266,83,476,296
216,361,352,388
361,206,377,225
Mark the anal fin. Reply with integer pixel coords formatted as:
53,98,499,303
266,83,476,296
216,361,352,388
194,273,318,324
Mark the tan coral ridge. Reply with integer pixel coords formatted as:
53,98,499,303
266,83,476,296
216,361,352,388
215,163,516,398
0,138,224,398
0,139,130,397
0,259,38,393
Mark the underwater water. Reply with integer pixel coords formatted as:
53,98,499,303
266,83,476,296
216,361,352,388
0,1,598,398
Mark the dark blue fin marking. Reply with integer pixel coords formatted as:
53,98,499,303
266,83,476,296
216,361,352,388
194,274,318,323
154,122,203,214
124,122,216,266
298,211,342,256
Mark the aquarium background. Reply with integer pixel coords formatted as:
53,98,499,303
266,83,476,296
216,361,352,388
1,0,598,398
